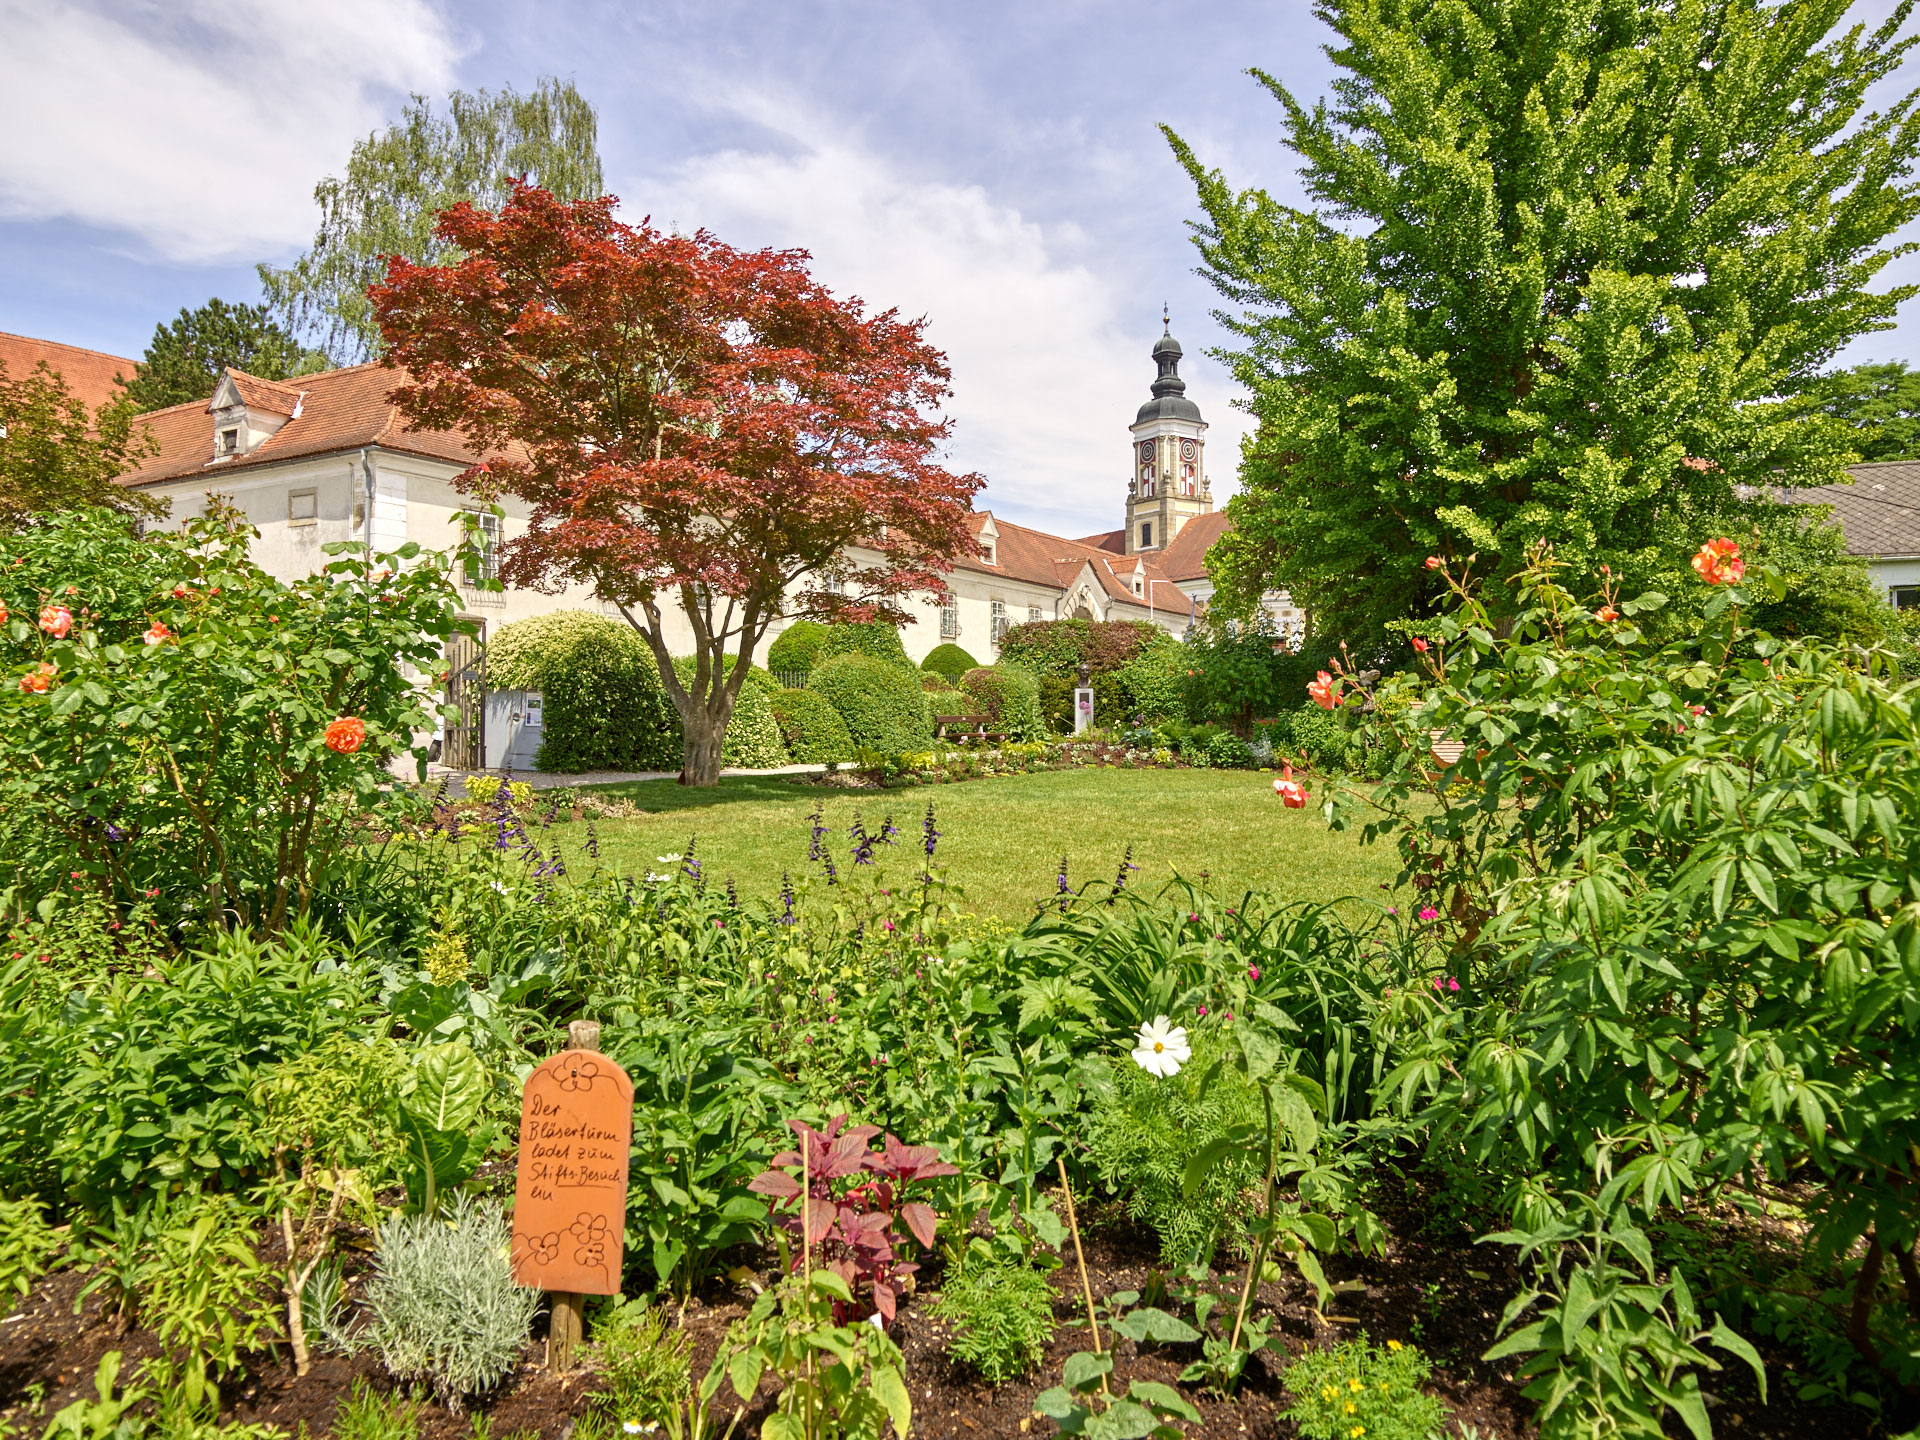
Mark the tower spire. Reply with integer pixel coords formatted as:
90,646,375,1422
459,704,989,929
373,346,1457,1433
1162,302,1170,334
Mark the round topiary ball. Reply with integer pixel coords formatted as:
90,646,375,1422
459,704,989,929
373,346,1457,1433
770,688,856,763
816,621,914,671
920,643,980,686
767,620,830,679
809,653,933,754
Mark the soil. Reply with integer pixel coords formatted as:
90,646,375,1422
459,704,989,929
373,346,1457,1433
0,1180,1903,1440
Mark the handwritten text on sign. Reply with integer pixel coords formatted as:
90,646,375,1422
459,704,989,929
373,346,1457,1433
509,1049,633,1295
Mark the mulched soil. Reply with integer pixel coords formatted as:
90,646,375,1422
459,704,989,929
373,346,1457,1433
0,1174,1906,1439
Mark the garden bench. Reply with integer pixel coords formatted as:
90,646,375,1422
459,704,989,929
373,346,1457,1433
934,714,1006,745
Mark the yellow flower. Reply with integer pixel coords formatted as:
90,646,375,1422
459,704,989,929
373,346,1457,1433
1322,1386,1336,1400
1348,1377,1363,1392
1386,1339,1403,1352
1351,1429,1366,1439
1345,1401,1357,1414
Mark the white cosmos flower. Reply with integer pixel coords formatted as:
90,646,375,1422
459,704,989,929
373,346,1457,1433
656,853,682,863
1131,1015,1190,1078
645,871,671,883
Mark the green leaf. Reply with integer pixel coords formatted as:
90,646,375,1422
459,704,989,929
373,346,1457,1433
1062,1348,1114,1392
728,1345,764,1401
1033,1386,1076,1420
398,1039,484,1132
1181,1134,1247,1201
1710,1318,1768,1402
870,1362,913,1436
761,1413,804,1440
809,1269,854,1303
1085,1400,1159,1440
1111,1307,1201,1345
1126,1380,1201,1422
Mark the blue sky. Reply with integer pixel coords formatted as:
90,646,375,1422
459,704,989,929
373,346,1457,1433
1,0,1916,538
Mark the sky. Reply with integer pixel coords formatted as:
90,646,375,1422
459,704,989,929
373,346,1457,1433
2,0,1918,540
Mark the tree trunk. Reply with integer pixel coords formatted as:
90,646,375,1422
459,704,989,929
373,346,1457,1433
679,702,729,787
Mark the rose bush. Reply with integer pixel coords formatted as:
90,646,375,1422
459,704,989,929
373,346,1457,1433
0,504,474,933
1325,540,1920,1426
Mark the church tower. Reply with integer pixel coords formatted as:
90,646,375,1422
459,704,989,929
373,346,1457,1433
1126,311,1210,555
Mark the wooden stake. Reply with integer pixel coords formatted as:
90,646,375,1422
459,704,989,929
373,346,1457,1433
546,1018,602,1372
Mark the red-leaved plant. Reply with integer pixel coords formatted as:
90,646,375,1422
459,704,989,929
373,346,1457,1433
747,1115,957,1324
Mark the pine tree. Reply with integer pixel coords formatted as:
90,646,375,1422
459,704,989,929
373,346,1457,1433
1169,0,1920,646
260,77,603,365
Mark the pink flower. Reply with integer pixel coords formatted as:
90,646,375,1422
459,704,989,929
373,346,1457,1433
1274,763,1308,807
38,605,72,638
1248,965,1261,982
1197,1005,1208,1017
1306,672,1339,711
1449,978,1460,992
1424,556,1442,570
1419,906,1439,921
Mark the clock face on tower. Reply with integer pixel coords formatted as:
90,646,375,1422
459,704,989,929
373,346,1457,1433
1180,439,1197,461
1140,442,1156,464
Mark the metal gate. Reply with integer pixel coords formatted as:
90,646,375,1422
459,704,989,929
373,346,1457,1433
442,628,485,771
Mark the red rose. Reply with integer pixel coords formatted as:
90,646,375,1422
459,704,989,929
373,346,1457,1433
1410,637,1428,653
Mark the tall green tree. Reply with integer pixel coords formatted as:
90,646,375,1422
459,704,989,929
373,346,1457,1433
1807,359,1920,461
1170,0,1920,647
0,362,160,530
123,299,327,411
260,77,603,365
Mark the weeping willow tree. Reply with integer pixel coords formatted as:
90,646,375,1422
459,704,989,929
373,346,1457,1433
1169,0,1920,647
260,77,604,365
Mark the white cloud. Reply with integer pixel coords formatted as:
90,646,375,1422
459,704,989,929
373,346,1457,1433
640,94,1250,539
0,0,460,263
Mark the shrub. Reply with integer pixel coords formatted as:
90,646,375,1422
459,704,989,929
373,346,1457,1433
960,666,1046,742
766,619,830,677
1083,1028,1262,1267
920,643,979,686
1281,1337,1446,1440
809,653,932,753
363,1193,540,1411
1111,640,1187,724
1180,613,1315,732
592,1297,692,1429
769,688,854,764
923,687,969,725
136,1191,282,1409
488,611,680,773
1038,674,1074,732
929,1256,1056,1386
998,618,1162,678
1205,731,1252,770
0,505,465,933
1282,705,1356,773
816,620,913,670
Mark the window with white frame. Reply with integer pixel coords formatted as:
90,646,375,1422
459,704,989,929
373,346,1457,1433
1028,605,1042,624
940,592,959,638
217,428,239,457
990,599,1008,646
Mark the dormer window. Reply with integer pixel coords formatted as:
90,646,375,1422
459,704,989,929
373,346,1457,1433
217,428,239,458
981,542,996,565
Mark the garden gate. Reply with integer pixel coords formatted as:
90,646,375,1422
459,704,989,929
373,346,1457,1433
443,629,485,770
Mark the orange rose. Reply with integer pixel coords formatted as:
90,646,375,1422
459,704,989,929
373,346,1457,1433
1273,764,1308,808
17,663,55,694
1307,670,1340,710
1690,538,1745,586
1595,605,1619,622
39,605,72,638
142,621,172,646
323,717,367,754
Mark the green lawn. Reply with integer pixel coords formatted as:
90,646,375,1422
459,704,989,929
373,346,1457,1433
556,768,1399,920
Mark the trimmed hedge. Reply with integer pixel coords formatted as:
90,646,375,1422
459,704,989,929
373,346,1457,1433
767,620,830,677
486,611,680,773
817,621,913,670
920,643,979,686
996,618,1163,679
960,665,1047,742
922,687,969,729
770,689,855,764
810,653,933,754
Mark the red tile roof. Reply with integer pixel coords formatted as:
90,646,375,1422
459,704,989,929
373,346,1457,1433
116,363,488,488
0,331,136,410
950,511,1198,619
1157,510,1229,582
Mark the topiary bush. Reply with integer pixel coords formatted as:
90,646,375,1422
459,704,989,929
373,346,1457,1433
809,653,932,754
766,620,830,678
488,611,680,773
769,688,855,764
960,666,1047,742
920,643,979,686
816,621,914,671
1109,636,1187,726
998,618,1163,679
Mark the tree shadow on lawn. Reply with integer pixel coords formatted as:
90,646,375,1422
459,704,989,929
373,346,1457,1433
579,774,816,813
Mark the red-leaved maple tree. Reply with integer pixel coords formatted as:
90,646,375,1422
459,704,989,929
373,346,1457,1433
372,185,982,784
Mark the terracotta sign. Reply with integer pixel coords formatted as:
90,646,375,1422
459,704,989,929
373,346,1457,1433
510,1048,633,1295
